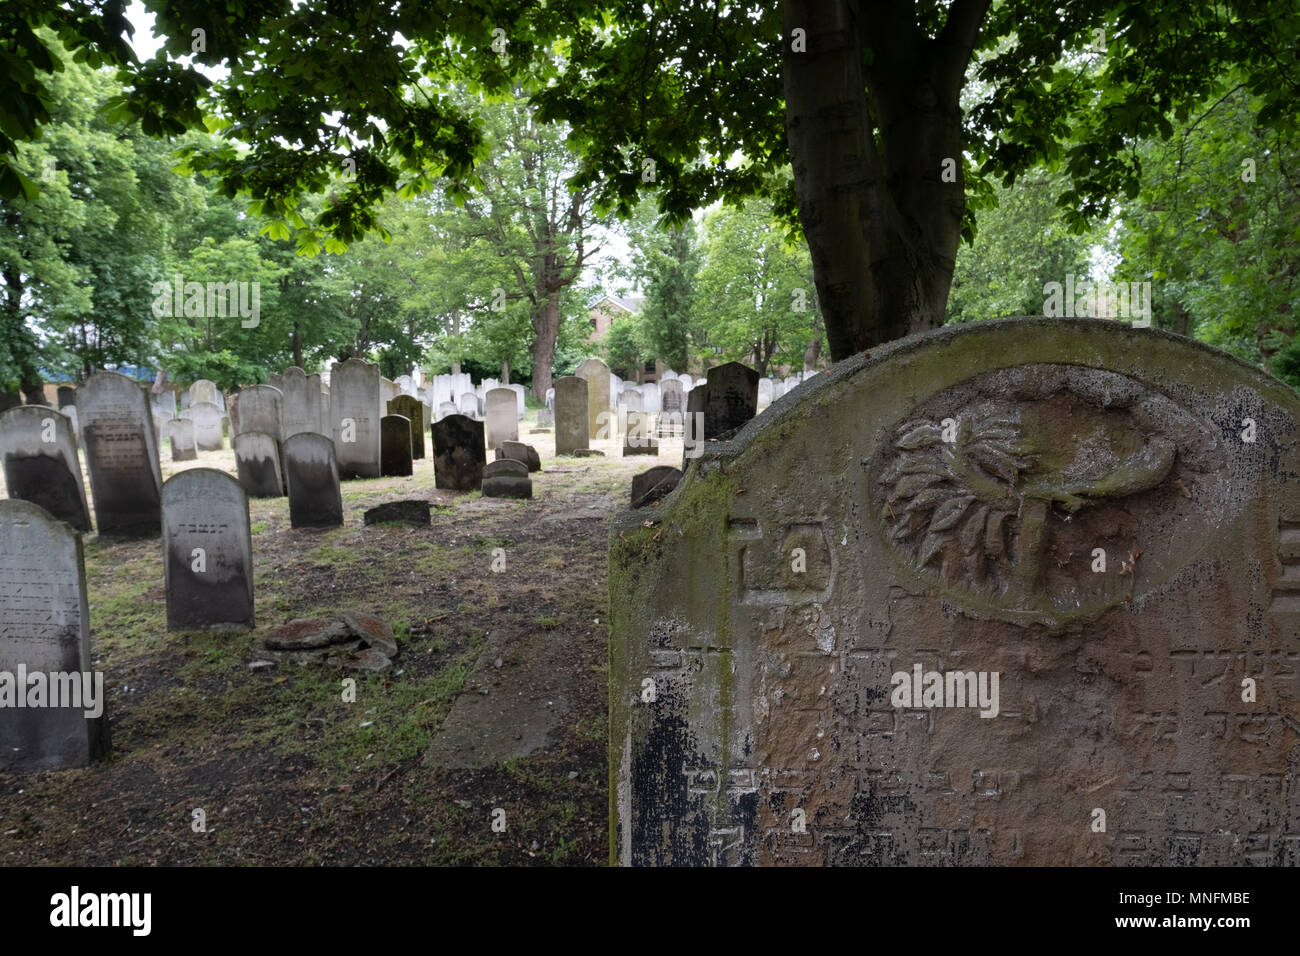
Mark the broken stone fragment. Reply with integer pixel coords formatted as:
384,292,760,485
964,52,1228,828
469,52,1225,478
338,610,398,657
265,617,354,650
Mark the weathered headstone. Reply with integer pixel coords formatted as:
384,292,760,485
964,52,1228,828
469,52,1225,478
0,407,92,531
56,386,76,409
234,384,283,441
0,499,108,770
659,378,685,437
545,387,555,409
554,376,589,456
283,433,344,528
330,358,382,479
168,417,197,462
535,408,554,428
702,361,759,440
481,458,532,499
189,379,221,408
162,469,254,630
507,384,527,421
432,414,486,491
757,378,773,407
611,318,1300,866
190,401,224,451
575,358,612,440
233,431,285,498
630,465,681,508
642,381,661,414
78,371,162,537
437,402,458,422
496,441,541,473
459,392,479,418
485,388,519,451
380,414,414,477
388,395,426,459
280,367,322,438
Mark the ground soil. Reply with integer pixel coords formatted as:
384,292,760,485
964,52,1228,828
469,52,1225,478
0,413,677,866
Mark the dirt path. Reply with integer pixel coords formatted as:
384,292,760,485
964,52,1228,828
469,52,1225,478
0,421,673,865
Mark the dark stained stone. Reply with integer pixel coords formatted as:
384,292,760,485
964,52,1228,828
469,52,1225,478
483,458,528,479
381,414,414,477
162,468,254,631
496,440,541,472
363,499,430,526
388,396,426,459
0,406,92,531
482,475,532,499
283,433,344,528
338,611,398,657
233,430,285,498
631,466,682,508
432,414,486,491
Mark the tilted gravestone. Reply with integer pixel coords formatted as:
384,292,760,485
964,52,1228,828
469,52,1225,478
234,384,283,441
280,367,322,439
190,401,224,451
162,469,254,630
575,358,612,441
432,414,486,492
610,318,1300,866
496,440,541,473
233,431,285,498
168,417,197,462
388,395,425,459
554,376,588,456
630,465,681,508
702,361,759,440
78,371,162,537
485,388,519,451
0,499,108,770
283,433,343,528
0,406,92,531
381,414,414,477
330,358,382,479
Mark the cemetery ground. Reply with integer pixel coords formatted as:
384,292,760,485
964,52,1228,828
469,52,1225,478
0,412,661,866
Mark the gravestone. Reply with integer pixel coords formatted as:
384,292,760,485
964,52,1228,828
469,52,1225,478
496,441,541,473
437,402,458,422
0,407,92,532
545,387,555,409
0,499,108,770
266,372,283,393
388,395,425,459
57,386,76,409
226,394,240,434
330,358,382,479
682,387,706,463
757,378,773,407
618,387,643,434
432,414,486,491
168,417,197,462
611,317,1300,866
162,469,254,630
280,367,322,438
535,408,554,428
485,388,519,451
659,378,685,437
702,361,759,439
481,458,531,499
508,384,527,420
554,376,589,456
575,358,612,440
235,384,283,441
233,431,285,498
189,379,221,408
642,381,661,414
459,392,479,418
630,465,682,508
381,414,414,477
78,371,162,537
283,433,344,528
380,377,400,406
190,401,224,451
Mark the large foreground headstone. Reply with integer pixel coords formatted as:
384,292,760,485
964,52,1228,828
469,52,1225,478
485,388,518,451
432,415,485,491
0,499,107,770
575,358,612,440
162,469,254,630
554,376,588,456
330,358,382,479
78,371,162,537
380,414,414,477
233,431,285,498
0,406,92,531
388,395,426,459
610,318,1300,866
283,434,343,528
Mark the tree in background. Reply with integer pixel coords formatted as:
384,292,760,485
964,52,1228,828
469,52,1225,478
624,201,699,373
695,200,825,376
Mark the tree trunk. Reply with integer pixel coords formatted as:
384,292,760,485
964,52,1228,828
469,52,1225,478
803,335,821,372
501,359,510,384
782,0,987,361
530,292,562,401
